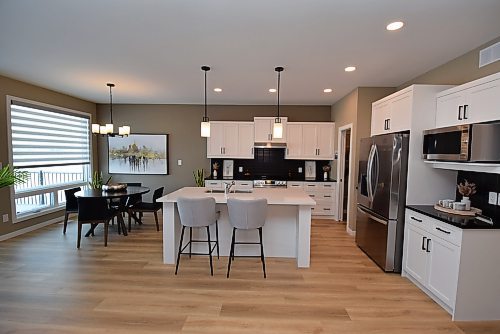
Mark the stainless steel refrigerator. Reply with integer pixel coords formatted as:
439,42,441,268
356,133,409,272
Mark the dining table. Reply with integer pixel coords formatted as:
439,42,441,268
75,186,150,237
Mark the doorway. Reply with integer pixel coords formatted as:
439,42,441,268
337,124,353,227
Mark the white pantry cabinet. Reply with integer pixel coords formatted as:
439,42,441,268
371,89,412,136
254,117,287,143
402,208,500,321
435,71,500,128
207,121,254,159
285,122,335,160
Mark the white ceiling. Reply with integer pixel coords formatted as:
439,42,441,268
0,0,499,105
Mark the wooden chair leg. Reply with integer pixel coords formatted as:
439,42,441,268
104,221,109,247
175,226,186,275
77,222,82,249
227,227,236,278
207,226,213,276
63,212,69,234
259,227,266,278
154,210,160,231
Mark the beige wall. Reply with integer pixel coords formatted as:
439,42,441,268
331,88,396,231
0,75,97,237
96,104,331,199
399,36,500,89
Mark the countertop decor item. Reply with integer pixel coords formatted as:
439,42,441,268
91,83,130,137
0,164,28,189
322,164,331,181
102,183,127,192
212,162,220,178
434,204,481,216
193,169,205,187
457,179,476,210
89,171,111,190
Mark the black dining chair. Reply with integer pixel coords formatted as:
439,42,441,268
110,182,143,226
63,187,81,234
128,187,164,231
76,197,119,249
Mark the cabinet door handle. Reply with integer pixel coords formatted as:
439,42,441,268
410,216,422,223
251,148,254,155
421,236,426,251
458,105,463,120
220,147,223,154
270,133,273,140
384,119,387,130
387,119,390,130
318,148,320,155
324,208,331,211
435,227,451,235
286,148,289,155
426,238,431,253
463,104,468,119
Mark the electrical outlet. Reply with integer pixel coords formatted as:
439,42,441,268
2,214,8,223
488,192,498,205
238,166,243,172
298,167,303,173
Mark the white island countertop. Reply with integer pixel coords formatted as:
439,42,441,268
158,187,316,206
159,187,316,268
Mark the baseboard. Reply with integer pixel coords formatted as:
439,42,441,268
346,225,356,236
0,216,63,241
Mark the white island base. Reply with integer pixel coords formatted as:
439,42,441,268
158,187,316,268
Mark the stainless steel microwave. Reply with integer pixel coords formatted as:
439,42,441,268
423,123,500,162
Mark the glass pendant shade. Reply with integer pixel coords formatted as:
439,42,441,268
99,125,107,134
273,118,283,139
91,123,100,134
201,120,210,137
105,123,114,134
119,126,130,136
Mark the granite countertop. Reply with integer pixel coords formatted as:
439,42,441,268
158,187,316,206
406,205,499,229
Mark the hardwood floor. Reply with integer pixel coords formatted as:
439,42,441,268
0,215,498,333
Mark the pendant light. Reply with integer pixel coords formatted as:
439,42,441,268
200,66,211,137
273,66,284,139
91,83,130,137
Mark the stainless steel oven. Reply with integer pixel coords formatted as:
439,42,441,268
423,123,500,162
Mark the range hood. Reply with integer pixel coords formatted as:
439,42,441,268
254,142,287,148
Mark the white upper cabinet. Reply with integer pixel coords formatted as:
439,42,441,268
371,89,412,136
285,122,335,160
207,121,254,159
435,72,500,128
254,117,287,143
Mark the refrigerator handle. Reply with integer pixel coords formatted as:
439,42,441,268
357,206,388,225
371,144,379,200
366,144,375,200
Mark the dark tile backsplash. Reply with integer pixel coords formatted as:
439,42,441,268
210,148,332,181
456,171,500,221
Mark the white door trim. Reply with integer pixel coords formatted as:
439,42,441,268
336,123,353,232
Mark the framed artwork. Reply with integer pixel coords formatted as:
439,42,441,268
108,134,169,175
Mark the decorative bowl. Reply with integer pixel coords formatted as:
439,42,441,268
102,183,127,192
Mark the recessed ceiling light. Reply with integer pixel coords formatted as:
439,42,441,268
269,88,277,93
344,66,356,72
386,21,404,31
213,88,222,92
323,88,333,93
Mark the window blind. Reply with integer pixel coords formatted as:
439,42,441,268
10,103,91,168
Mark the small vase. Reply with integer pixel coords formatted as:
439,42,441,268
461,196,471,210
323,171,328,181
213,170,217,178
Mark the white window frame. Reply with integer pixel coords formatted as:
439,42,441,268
6,95,94,223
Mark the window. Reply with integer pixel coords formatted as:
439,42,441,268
7,98,92,221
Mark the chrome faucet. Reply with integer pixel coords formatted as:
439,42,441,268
224,181,235,194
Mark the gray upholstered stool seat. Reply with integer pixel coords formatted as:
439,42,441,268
175,197,220,276
226,198,268,278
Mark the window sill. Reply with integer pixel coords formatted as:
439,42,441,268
15,206,65,224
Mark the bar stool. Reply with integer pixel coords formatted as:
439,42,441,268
175,197,220,276
226,198,268,278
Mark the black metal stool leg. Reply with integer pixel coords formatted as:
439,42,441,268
227,227,236,278
259,227,266,278
175,226,186,275
215,221,220,259
189,227,192,258
207,226,213,276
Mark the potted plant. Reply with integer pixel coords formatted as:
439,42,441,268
0,164,28,189
457,179,476,210
193,169,205,187
89,171,112,190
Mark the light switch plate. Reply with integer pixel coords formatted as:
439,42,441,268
238,166,243,172
488,192,498,205
177,159,182,166
298,167,303,173
2,214,8,223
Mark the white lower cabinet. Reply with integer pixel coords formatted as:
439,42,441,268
289,182,336,217
204,180,252,191
402,208,500,321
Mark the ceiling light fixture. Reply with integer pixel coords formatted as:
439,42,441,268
213,88,222,92
272,66,284,139
201,66,211,138
91,83,130,137
386,21,404,31
323,88,333,93
345,66,356,72
269,88,277,93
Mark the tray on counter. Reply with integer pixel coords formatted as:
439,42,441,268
433,204,482,216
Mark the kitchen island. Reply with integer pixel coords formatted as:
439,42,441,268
158,187,316,268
